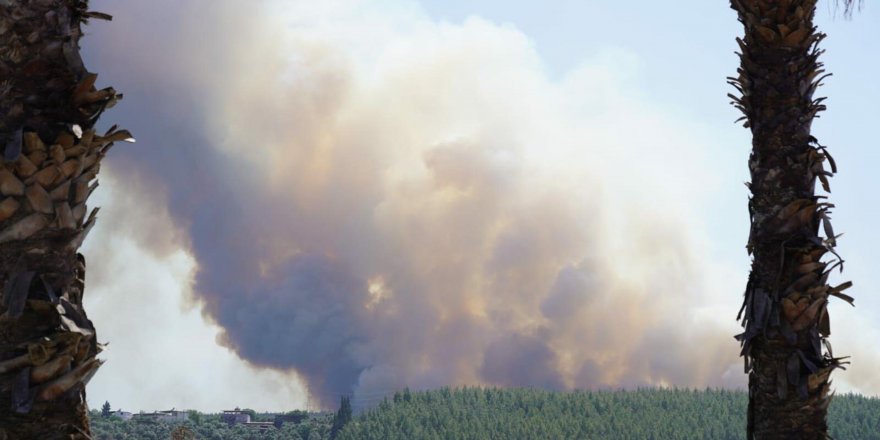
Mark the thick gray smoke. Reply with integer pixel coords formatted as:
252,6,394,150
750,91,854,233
83,0,744,408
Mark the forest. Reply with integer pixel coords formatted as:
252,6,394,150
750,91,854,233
89,387,880,440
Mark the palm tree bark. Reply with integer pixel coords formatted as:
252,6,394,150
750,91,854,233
0,1,130,438
729,0,853,438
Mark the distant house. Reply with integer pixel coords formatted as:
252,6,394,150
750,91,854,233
133,409,188,423
111,410,133,421
157,409,188,422
132,412,159,423
222,409,251,426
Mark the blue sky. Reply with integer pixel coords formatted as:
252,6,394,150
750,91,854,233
80,0,879,411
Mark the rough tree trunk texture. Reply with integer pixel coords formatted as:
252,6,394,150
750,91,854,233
729,0,853,439
0,1,131,438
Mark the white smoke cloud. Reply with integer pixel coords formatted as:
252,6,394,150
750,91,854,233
77,0,777,410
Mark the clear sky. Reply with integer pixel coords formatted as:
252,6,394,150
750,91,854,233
79,0,879,412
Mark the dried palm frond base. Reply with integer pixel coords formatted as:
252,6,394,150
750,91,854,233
729,0,853,438
0,127,131,439
0,0,132,438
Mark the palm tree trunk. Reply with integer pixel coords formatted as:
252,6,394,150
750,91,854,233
0,1,130,438
729,0,853,438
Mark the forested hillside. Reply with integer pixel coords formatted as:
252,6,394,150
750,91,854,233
89,388,880,440
339,388,880,440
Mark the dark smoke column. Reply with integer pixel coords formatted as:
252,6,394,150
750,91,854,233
0,1,132,438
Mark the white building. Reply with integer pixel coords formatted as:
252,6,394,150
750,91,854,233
156,409,188,422
111,410,133,421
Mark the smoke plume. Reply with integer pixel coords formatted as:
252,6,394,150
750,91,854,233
84,0,745,408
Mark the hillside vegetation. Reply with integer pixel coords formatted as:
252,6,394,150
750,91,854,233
89,411,333,440
89,388,880,439
339,388,880,440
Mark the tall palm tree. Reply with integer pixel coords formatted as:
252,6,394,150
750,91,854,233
730,0,858,438
0,1,131,438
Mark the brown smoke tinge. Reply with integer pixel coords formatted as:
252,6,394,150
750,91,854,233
83,0,745,408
